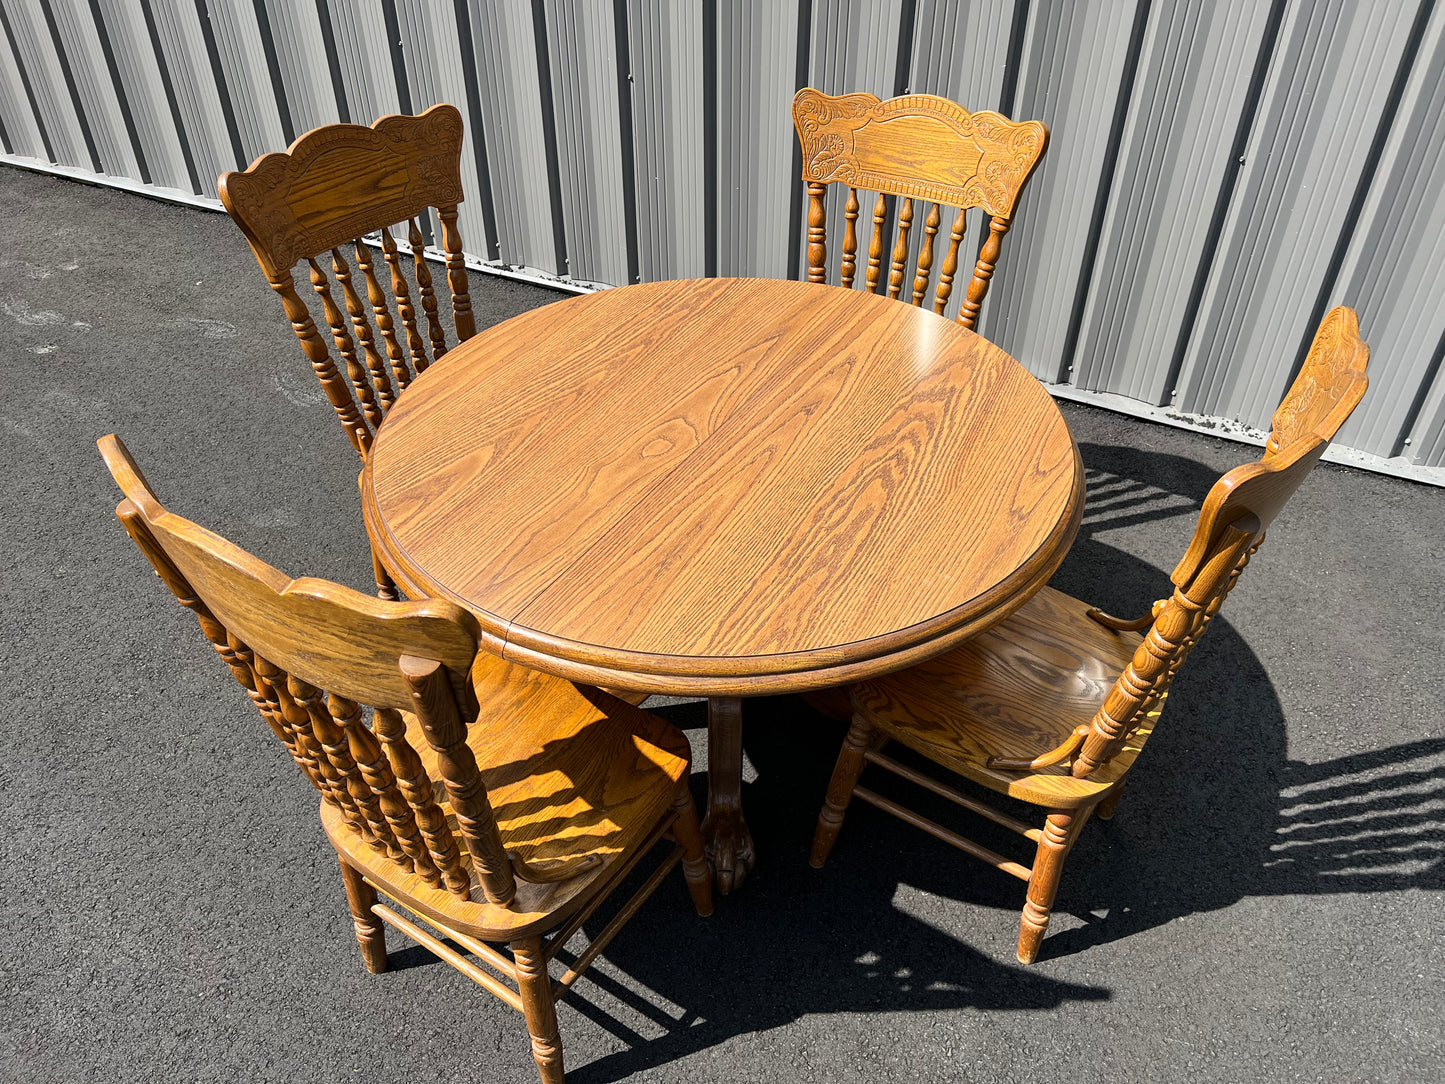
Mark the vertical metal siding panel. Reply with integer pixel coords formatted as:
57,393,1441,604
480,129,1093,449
1329,2,1445,461
149,0,239,186
1413,356,1445,466
95,0,189,190
716,0,797,278
0,8,46,158
979,0,1137,382
1073,0,1273,401
393,0,492,262
547,0,627,285
628,0,704,281
1174,0,1417,428
468,0,558,275
328,0,398,127
262,0,337,136
48,0,138,176
6,0,89,166
204,0,285,164
801,0,902,287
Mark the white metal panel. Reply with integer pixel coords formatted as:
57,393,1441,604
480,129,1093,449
1073,0,1275,403
393,0,492,260
546,0,628,286
5,0,90,168
468,0,558,275
260,0,337,138
1330,1,1445,462
1174,0,1418,429
148,0,238,190
0,5,47,158
94,0,190,191
979,0,1140,382
628,0,704,281
716,0,798,278
47,0,138,177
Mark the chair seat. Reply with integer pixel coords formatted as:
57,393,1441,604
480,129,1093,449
324,651,690,941
851,586,1152,808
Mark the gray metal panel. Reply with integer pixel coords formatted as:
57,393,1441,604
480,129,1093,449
1412,346,1445,467
1329,1,1445,462
979,0,1140,382
715,0,798,278
204,0,285,166
545,0,628,286
1174,0,1418,429
627,0,704,281
47,0,139,177
392,0,492,260
94,0,190,191
0,4,47,157
1073,0,1275,403
327,0,398,128
148,0,238,189
5,0,91,168
467,0,559,275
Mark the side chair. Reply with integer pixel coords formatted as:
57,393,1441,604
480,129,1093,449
219,104,476,600
808,306,1369,964
791,87,1048,328
100,434,712,1084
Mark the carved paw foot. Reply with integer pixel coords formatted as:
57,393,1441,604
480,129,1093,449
701,808,755,894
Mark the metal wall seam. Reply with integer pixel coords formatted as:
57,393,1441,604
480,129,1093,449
147,0,239,190
392,0,493,261
326,0,398,144
1327,0,1445,461
94,0,188,191
1073,0,1275,403
715,0,797,278
979,0,1141,383
0,3,48,157
48,0,138,177
627,0,704,282
1174,0,1419,429
5,0,90,168
545,0,629,286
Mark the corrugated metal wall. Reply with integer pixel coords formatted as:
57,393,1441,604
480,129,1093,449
2,0,1442,479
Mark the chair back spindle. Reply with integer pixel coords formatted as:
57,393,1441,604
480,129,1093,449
99,433,515,905
793,88,1047,328
220,105,474,453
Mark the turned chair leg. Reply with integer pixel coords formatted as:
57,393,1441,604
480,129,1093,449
338,857,387,973
810,713,878,868
1097,784,1125,821
513,936,565,1084
670,782,715,917
1016,809,1090,964
371,544,400,601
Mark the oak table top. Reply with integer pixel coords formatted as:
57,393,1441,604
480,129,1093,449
361,277,1084,891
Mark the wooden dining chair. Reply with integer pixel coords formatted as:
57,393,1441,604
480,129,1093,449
791,88,1048,328
219,104,475,599
100,434,711,1084
808,306,1369,964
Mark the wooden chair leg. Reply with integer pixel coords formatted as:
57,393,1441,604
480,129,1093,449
670,781,714,917
810,713,878,868
1097,784,1125,821
337,857,387,973
513,936,565,1084
1016,809,1089,964
371,543,400,601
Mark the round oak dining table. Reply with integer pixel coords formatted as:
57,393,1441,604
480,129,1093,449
361,277,1083,893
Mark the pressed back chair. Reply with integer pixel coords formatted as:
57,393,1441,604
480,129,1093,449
792,88,1048,329
219,104,475,599
100,434,711,1084
809,306,1369,964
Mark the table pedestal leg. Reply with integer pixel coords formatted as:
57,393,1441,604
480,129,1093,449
701,695,755,894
